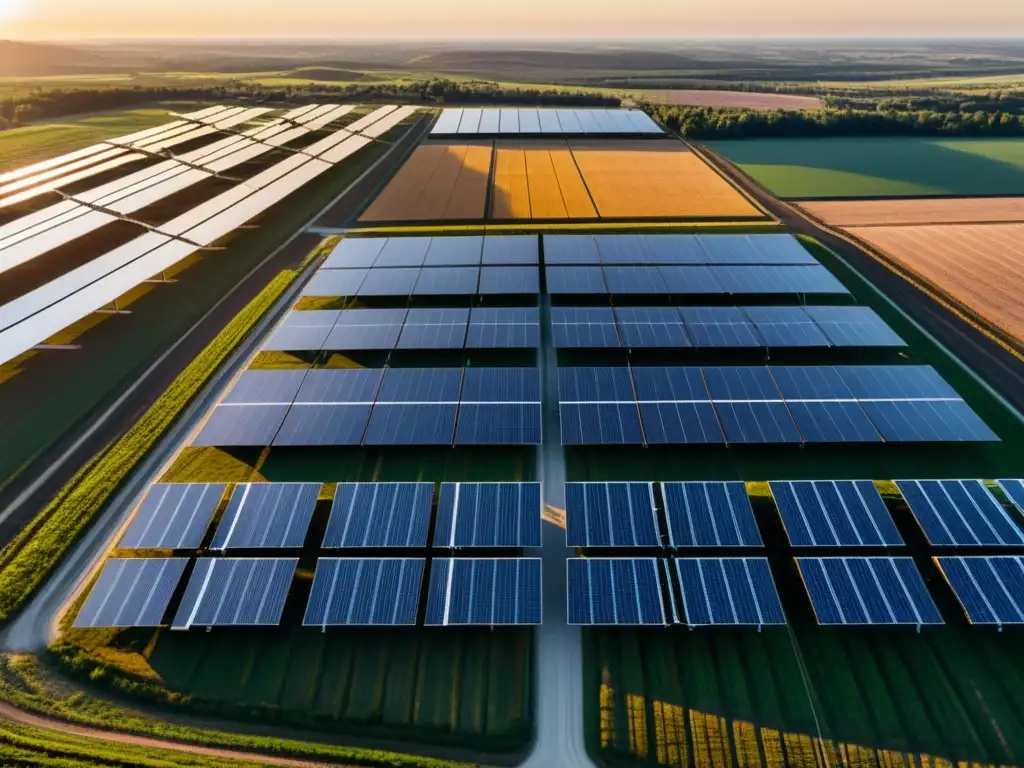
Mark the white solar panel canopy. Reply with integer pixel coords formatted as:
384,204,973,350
431,107,662,136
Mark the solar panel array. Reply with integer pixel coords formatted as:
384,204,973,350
211,483,321,550
937,556,1024,627
192,367,542,447
545,265,847,296
565,482,660,547
662,481,762,548
171,558,297,630
324,235,539,268
567,558,667,625
546,234,819,265
897,480,1024,547
119,483,226,550
74,558,188,628
304,558,425,626
324,483,433,548
304,265,540,297
431,107,662,136
551,305,904,349
433,482,541,548
676,558,786,627
557,365,996,446
425,558,542,625
770,480,903,547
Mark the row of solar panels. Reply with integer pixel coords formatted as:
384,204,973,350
119,481,541,550
194,367,541,447
557,365,997,445
565,479,1024,549
304,265,539,298
324,234,815,269
75,556,541,629
430,107,663,136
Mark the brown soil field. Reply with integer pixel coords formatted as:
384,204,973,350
569,139,762,219
359,141,492,221
491,139,596,219
850,222,1024,341
641,89,824,110
802,197,1024,227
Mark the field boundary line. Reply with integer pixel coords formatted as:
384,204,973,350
565,138,601,219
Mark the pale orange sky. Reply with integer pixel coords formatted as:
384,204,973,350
1,0,1023,39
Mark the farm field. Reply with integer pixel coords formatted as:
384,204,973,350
708,137,1024,199
638,89,823,110
359,142,493,222
491,140,596,219
801,197,1024,227
849,222,1024,343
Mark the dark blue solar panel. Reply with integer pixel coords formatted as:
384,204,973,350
770,481,902,547
662,482,761,547
640,235,707,264
545,266,606,294
192,404,290,446
479,266,539,294
434,482,541,547
560,403,644,445
376,367,463,402
466,307,540,348
656,266,724,294
414,267,479,295
679,307,761,348
896,479,1024,547
787,401,882,443
861,400,999,442
303,269,367,297
798,557,943,626
357,267,419,296
697,234,818,265
566,482,659,547
423,236,483,266
304,559,424,626
835,366,959,400
325,309,407,351
676,558,785,626
172,558,296,629
704,367,784,401
714,402,803,443
425,558,541,625
614,307,690,348
568,558,666,625
323,238,386,268
803,306,906,348
222,370,306,404
594,234,646,264
638,402,725,444
74,558,188,628
263,311,339,352
768,366,854,401
742,306,830,347
294,368,382,403
363,404,458,445
713,266,849,295
602,266,667,294
997,480,1024,515
211,482,320,550
630,366,710,402
558,366,634,402
373,236,431,267
397,309,469,349
937,556,1024,627
273,404,371,446
551,307,619,348
544,235,600,264
482,236,538,265
325,483,433,547
455,404,542,445
461,367,540,403
120,483,226,549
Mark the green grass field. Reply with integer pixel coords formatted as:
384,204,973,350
708,137,1024,199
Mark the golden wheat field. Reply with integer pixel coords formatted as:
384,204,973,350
359,142,493,221
802,197,1024,227
491,139,597,219
850,222,1024,341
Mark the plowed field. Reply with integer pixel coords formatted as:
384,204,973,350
640,89,824,110
802,197,1024,227
850,222,1024,341
491,140,596,219
359,142,492,221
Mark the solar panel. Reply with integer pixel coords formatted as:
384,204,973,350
303,269,368,297
363,404,458,445
357,267,420,297
482,235,538,265
768,366,855,401
613,307,689,348
397,309,469,349
222,370,306,404
479,266,539,294
676,558,786,627
714,402,803,444
375,367,463,402
545,266,606,294
466,307,540,349
558,366,635,402
860,400,998,442
703,366,785,401
434,482,541,547
630,366,710,402
770,481,902,547
594,234,647,264
656,266,725,294
120,483,226,549
499,108,519,134
566,482,659,547
936,556,1024,627
835,365,959,400
697,234,818,266
74,558,188,628
211,483,320,550
551,307,619,348
637,402,726,444
679,307,761,348
373,237,431,267
323,238,386,268
786,401,882,443
713,266,849,295
602,266,667,295
171,558,297,629
425,558,542,625
742,306,830,347
797,557,943,627
518,109,542,133
803,306,906,348
567,558,666,625
997,480,1024,515
304,558,424,627
423,236,484,266
292,368,383,404
640,235,707,264
461,367,540,403
432,108,463,134
273,404,371,446
478,109,499,133
544,235,600,264
560,403,644,445
455,403,542,445
324,482,433,547
896,480,1024,547
192,404,290,447
325,308,407,351
263,310,339,352
662,482,761,547
414,267,479,296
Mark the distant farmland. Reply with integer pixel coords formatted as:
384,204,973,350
801,197,1024,227
708,137,1024,199
640,89,824,111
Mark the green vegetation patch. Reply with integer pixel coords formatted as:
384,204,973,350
708,137,1024,198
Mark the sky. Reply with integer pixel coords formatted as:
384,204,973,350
1,0,1023,39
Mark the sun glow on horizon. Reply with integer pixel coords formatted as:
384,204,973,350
0,0,27,24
